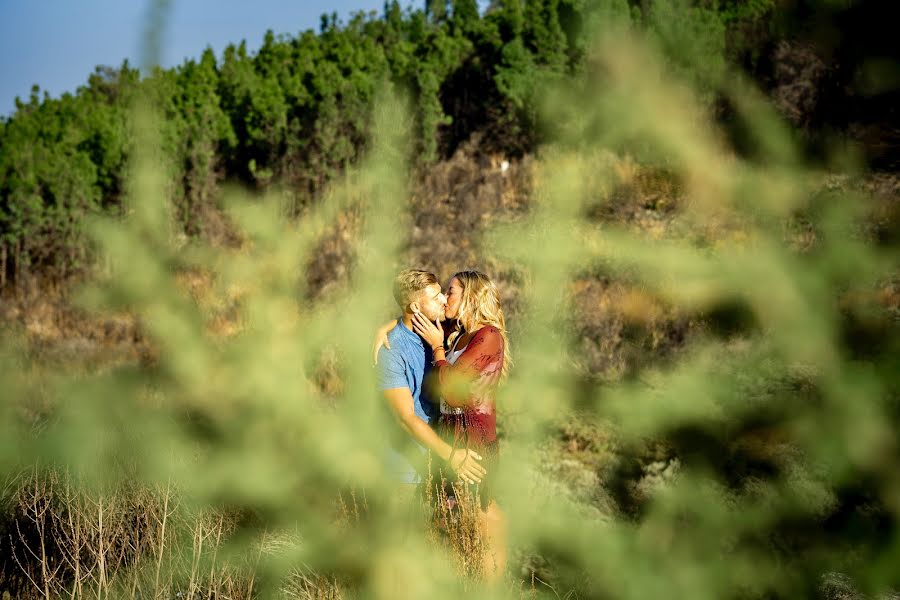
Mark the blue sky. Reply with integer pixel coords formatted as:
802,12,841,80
0,0,490,117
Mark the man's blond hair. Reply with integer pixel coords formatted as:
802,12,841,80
393,269,438,309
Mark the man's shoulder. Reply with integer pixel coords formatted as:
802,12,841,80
378,324,422,389
379,326,409,361
386,323,419,350
386,322,407,341
380,323,426,367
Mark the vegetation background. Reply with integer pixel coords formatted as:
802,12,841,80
1,0,898,598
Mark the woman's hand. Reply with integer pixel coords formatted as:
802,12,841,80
448,448,486,485
412,311,444,350
372,319,398,365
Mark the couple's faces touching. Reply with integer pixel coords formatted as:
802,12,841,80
445,277,463,320
411,283,447,322
411,277,463,322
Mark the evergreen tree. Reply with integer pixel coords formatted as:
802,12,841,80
426,0,449,23
0,0,849,285
450,0,481,33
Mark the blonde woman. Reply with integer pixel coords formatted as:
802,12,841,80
375,270,510,580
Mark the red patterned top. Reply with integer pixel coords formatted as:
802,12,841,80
431,325,504,446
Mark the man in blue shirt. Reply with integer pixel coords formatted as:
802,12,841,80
378,269,485,487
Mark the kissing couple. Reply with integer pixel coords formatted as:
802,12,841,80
375,268,509,580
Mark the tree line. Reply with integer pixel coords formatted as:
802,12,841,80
4,0,885,289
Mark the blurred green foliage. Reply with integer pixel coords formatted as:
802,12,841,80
2,1,899,599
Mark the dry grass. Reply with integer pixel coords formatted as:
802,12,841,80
0,469,257,600
423,468,488,583
0,464,519,600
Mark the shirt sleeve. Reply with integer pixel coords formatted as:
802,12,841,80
377,345,409,391
432,326,504,406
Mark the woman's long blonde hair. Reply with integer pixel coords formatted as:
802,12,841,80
446,271,511,379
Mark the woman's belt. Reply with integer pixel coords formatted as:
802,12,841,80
439,399,465,415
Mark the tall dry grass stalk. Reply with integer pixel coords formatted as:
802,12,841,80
423,465,488,583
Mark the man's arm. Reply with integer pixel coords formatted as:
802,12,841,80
383,387,486,484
